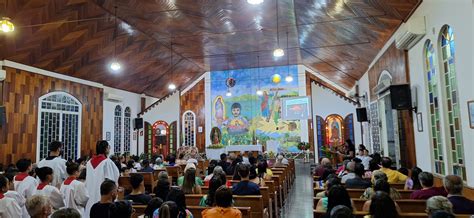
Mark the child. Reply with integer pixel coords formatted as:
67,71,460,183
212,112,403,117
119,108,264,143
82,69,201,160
0,175,22,217
14,159,38,218
60,162,89,216
4,171,26,213
224,102,249,134
35,166,65,210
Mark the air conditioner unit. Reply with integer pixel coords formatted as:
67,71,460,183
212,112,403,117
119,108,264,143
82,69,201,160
395,16,426,50
105,93,123,102
0,69,5,81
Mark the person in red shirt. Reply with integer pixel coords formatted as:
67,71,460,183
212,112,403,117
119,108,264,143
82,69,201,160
410,172,447,199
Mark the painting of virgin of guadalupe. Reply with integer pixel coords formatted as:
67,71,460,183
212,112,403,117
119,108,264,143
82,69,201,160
213,96,225,127
325,114,344,147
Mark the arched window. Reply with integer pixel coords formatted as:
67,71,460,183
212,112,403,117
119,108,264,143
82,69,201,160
37,92,82,161
124,107,131,154
439,25,465,179
424,40,445,175
114,105,122,154
182,110,196,146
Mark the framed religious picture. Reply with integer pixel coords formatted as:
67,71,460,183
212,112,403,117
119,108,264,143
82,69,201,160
468,100,474,129
416,112,423,132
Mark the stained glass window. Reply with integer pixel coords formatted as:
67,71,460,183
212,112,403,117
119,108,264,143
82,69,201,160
439,25,465,179
114,105,122,154
38,92,81,161
182,111,196,146
369,102,381,153
169,121,177,154
316,116,325,158
144,122,153,158
424,40,445,174
124,107,131,154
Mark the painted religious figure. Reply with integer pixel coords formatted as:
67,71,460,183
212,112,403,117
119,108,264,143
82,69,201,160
214,96,225,127
210,127,222,145
223,102,249,135
326,114,343,147
261,91,270,119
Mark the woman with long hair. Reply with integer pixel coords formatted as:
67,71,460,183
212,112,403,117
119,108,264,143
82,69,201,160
316,185,353,215
257,161,272,180
369,191,399,218
405,167,423,190
199,176,225,206
153,201,179,218
153,171,171,201
165,188,193,218
181,168,201,194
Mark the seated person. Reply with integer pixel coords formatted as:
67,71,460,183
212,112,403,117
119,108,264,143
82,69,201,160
140,159,154,173
361,171,401,200
362,183,402,212
316,175,340,198
110,201,134,218
176,153,187,166
341,161,356,183
426,196,453,216
314,158,332,178
200,176,225,206
51,208,81,218
177,163,204,186
154,201,178,218
315,185,353,213
125,173,152,204
249,166,265,187
377,157,407,184
180,167,202,194
90,180,117,218
144,197,164,218
25,195,52,218
345,163,371,189
153,171,171,201
405,166,422,190
203,162,217,182
410,172,447,199
217,153,231,175
232,164,260,195
256,161,273,180
443,175,474,214
364,191,400,218
202,186,241,217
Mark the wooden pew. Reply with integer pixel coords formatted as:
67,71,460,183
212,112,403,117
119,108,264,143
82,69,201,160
132,205,147,218
346,188,414,199
187,206,251,218
234,195,268,218
266,180,279,218
165,166,182,185
185,194,204,206
315,198,427,214
153,168,166,179
118,172,155,194
272,175,284,208
260,187,273,218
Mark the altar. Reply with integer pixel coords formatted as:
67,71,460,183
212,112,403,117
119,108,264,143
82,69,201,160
206,145,263,160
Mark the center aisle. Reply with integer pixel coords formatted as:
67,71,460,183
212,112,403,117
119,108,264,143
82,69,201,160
280,159,313,218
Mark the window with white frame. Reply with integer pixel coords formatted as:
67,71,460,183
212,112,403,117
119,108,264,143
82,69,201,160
37,92,82,161
182,110,196,146
124,107,131,154
114,105,122,154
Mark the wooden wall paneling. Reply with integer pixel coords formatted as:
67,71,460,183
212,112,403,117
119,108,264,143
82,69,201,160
0,67,103,165
180,79,206,152
366,43,416,168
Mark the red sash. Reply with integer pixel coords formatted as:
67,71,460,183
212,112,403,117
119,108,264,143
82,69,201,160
63,176,76,185
0,193,4,199
14,172,28,181
37,182,49,190
91,154,107,169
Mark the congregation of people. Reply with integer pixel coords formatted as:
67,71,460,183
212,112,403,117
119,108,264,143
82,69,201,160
313,143,474,218
0,140,291,218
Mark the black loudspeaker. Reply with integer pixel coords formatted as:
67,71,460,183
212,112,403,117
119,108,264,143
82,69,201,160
134,118,143,130
390,84,412,110
0,106,5,126
356,108,368,122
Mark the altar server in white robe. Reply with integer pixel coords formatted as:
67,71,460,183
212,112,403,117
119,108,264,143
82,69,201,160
13,159,38,218
4,172,26,212
37,141,67,188
84,140,120,218
0,175,22,218
35,166,65,210
60,162,89,216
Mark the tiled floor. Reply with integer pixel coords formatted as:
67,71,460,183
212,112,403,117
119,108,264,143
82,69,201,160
280,159,314,218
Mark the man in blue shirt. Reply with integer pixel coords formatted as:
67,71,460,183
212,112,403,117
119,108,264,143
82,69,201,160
232,164,260,195
444,175,474,214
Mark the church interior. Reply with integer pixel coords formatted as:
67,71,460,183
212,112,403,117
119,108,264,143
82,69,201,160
0,0,473,217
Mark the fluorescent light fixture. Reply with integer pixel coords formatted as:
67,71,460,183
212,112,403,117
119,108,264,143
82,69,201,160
247,0,264,5
273,48,284,57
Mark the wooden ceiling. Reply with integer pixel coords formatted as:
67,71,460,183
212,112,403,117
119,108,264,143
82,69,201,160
0,0,421,97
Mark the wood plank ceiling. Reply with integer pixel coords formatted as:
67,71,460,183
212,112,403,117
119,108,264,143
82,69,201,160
0,0,421,97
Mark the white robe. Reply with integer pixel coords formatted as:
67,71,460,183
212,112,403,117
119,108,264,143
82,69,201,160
37,156,67,188
4,190,25,208
84,156,119,218
60,179,89,216
13,174,38,218
0,196,22,218
35,184,65,210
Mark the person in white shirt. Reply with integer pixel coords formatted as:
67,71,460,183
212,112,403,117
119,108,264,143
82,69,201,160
4,171,26,211
60,162,89,216
356,149,372,170
84,140,120,218
25,195,52,218
37,141,67,188
0,175,22,218
35,167,65,210
13,159,39,218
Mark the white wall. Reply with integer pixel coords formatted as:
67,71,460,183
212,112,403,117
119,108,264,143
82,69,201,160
311,83,362,160
138,92,180,155
358,73,371,149
102,86,142,156
357,0,474,186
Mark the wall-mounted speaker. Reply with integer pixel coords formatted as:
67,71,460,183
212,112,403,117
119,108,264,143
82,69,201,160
134,118,143,130
356,108,368,122
390,84,412,110
0,106,5,126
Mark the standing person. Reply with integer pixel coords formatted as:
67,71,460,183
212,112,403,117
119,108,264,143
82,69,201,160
13,159,39,218
60,162,89,216
0,175,22,218
37,141,67,188
35,167,65,210
85,141,120,218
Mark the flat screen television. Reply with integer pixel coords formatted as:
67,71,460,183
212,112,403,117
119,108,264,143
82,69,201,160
281,96,311,120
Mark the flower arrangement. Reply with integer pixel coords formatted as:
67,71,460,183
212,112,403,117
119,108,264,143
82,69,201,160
207,144,225,149
297,142,310,151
